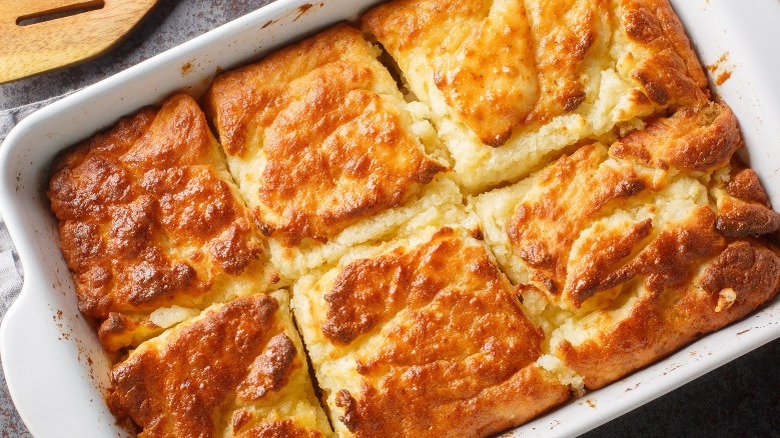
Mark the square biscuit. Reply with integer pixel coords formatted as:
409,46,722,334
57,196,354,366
267,175,462,280
363,0,710,192
538,237,780,390
473,102,780,388
47,94,278,352
292,222,571,437
110,290,332,437
204,24,452,279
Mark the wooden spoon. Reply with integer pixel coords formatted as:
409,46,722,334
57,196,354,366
0,0,159,84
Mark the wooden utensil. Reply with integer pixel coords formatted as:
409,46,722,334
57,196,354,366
0,0,159,84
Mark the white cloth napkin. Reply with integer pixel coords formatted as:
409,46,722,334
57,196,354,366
0,96,69,437
0,218,27,436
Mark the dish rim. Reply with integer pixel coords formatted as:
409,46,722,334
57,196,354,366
2,0,780,436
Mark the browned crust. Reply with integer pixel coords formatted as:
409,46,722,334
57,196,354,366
622,0,709,107
47,93,265,352
321,228,569,436
235,420,325,438
364,0,707,147
611,102,740,172
204,24,446,245
726,167,771,206
232,409,254,434
608,207,725,291
507,143,663,308
715,200,780,238
97,313,163,353
502,96,780,389
336,366,570,438
556,239,780,389
565,218,653,306
714,162,780,238
363,0,610,146
236,334,298,400
111,295,307,437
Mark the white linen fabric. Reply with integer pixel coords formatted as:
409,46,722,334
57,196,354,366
0,2,270,433
0,99,52,437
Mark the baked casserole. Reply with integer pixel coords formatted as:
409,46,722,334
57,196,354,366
45,1,780,436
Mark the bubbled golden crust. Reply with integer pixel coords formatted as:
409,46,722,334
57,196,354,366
47,94,267,352
504,102,754,310
507,143,660,309
713,164,780,238
364,0,607,146
204,24,446,245
110,294,324,438
611,102,741,172
555,238,780,390
307,228,569,437
621,0,709,108
363,0,708,147
487,99,780,390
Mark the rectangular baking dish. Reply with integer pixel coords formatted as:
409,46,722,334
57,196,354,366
1,1,779,436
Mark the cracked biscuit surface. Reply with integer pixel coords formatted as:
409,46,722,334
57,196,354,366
205,24,450,279
110,290,332,437
292,225,570,437
48,94,276,352
363,0,709,191
474,101,780,389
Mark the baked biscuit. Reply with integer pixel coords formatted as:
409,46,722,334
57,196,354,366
47,94,275,352
110,290,332,437
473,101,780,388
292,223,571,437
204,24,451,279
43,2,780,435
363,0,709,192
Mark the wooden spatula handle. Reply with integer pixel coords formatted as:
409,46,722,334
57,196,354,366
0,0,159,84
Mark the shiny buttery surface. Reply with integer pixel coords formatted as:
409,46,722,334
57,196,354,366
205,25,446,245
110,292,330,437
295,227,569,437
1,0,780,437
47,94,270,352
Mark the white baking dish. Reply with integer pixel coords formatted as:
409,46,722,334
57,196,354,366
1,1,779,436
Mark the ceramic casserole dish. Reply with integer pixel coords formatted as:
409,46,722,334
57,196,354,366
1,0,779,436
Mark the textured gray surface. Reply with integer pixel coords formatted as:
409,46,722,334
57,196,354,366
0,0,778,436
0,1,273,435
0,0,272,110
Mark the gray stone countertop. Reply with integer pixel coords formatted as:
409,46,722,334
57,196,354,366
0,0,777,436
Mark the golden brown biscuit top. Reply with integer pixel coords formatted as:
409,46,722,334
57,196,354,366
205,24,446,245
234,420,323,438
111,295,305,438
713,164,780,238
506,102,760,309
321,228,551,436
555,245,780,390
48,94,264,320
366,0,543,146
620,0,709,107
363,0,708,146
507,142,660,308
611,103,740,172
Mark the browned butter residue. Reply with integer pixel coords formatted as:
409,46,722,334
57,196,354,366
181,62,193,76
294,3,313,21
715,71,732,86
262,19,276,29
707,52,732,86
